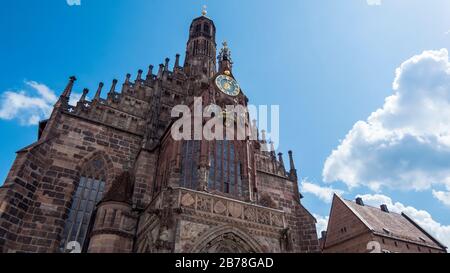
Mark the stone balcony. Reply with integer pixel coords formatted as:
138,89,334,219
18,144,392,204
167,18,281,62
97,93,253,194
138,187,287,242
175,187,286,229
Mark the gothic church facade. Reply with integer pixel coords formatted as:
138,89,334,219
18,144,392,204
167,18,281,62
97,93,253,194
0,12,320,253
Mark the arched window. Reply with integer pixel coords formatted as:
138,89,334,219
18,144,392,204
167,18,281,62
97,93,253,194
203,23,210,35
180,140,201,190
195,24,201,33
60,156,106,252
208,140,242,197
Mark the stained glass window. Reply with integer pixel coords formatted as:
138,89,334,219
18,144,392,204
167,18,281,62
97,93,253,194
180,140,201,190
208,140,242,197
60,158,106,253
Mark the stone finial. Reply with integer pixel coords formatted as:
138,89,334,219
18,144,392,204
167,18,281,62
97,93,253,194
202,5,207,16
175,54,180,68
109,79,118,94
80,88,89,102
125,73,131,84
62,76,77,98
157,64,164,78
278,153,285,168
147,65,154,79
164,58,170,72
136,69,143,81
94,82,104,101
288,150,297,180
288,150,296,170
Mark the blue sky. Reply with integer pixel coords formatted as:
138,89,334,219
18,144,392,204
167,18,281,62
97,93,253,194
1,0,450,246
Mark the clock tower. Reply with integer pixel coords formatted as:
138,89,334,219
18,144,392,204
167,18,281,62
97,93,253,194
184,7,217,81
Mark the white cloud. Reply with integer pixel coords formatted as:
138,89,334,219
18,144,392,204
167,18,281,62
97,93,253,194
366,0,382,5
356,193,450,248
27,81,57,103
69,93,82,106
432,190,450,207
0,81,82,126
301,179,344,203
323,49,450,198
0,82,55,126
314,214,329,237
66,0,81,6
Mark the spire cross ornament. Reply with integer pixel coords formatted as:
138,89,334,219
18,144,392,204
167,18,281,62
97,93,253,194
202,5,207,16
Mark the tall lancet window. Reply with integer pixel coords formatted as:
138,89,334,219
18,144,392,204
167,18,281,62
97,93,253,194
60,157,106,253
208,140,242,197
180,140,201,190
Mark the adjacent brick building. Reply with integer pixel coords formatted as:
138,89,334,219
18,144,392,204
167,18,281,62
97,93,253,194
0,11,320,253
321,195,447,253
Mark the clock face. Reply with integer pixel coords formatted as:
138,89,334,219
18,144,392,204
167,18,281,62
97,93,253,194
215,75,241,97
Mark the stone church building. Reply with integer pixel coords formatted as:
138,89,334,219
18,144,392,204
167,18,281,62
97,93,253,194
0,11,320,253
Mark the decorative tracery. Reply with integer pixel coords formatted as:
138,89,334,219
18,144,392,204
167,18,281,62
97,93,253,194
208,140,243,197
60,156,106,252
180,140,201,190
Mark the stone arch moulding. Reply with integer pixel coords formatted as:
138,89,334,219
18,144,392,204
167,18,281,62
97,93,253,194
76,151,117,188
189,225,264,253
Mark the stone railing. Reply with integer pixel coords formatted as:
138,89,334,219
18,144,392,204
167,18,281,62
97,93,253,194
174,187,286,229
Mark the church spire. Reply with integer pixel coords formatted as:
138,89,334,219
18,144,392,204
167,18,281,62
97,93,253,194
288,150,298,181
218,41,233,72
94,82,104,101
56,76,76,108
184,8,217,79
61,76,76,99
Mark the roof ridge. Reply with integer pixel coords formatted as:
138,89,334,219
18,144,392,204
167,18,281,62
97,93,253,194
342,196,405,216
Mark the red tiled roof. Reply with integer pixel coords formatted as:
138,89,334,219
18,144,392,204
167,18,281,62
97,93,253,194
339,196,446,250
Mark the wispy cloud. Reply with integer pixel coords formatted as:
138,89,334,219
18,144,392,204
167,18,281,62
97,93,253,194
300,179,344,203
314,214,329,237
0,81,81,126
432,190,450,207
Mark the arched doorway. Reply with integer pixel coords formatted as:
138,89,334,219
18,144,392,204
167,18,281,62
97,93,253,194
190,226,263,253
